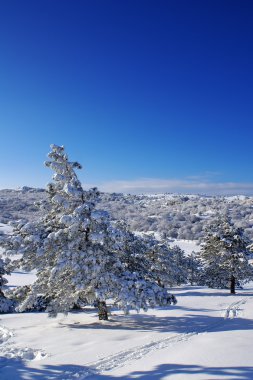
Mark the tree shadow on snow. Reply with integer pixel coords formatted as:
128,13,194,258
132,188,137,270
0,357,91,380
1,358,253,380
176,290,253,297
172,285,253,298
58,312,253,335
94,363,253,380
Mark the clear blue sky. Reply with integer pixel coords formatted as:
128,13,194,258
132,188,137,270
0,0,253,194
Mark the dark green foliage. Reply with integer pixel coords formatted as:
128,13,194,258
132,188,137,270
199,216,253,293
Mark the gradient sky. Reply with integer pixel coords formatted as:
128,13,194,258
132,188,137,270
0,1,253,194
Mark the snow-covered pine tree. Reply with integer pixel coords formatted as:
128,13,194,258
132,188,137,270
185,251,203,286
108,225,177,297
170,245,189,285
108,228,194,289
199,215,253,293
1,145,176,319
127,233,190,288
0,257,13,313
142,235,185,287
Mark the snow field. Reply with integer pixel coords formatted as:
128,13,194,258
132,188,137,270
0,323,47,362
1,284,253,379
1,222,253,379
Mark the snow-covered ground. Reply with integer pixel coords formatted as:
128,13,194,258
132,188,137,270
0,223,13,235
1,275,253,379
1,224,253,379
169,239,201,255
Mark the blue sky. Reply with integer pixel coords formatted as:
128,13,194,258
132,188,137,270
0,1,253,194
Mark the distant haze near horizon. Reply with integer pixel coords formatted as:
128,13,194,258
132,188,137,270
2,179,253,197
84,178,253,196
0,1,252,193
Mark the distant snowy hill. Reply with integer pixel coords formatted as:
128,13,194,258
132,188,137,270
1,188,253,241
0,188,46,223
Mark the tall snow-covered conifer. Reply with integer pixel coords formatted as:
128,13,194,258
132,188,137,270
2,145,176,319
199,216,253,293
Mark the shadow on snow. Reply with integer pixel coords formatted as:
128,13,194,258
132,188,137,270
58,312,253,335
1,359,253,380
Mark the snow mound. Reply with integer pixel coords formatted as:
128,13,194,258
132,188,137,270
0,323,47,361
0,345,47,361
0,325,13,344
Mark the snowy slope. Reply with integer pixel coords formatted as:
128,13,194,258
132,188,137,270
1,279,253,379
1,223,253,380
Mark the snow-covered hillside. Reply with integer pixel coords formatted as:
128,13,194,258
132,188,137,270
0,188,45,223
100,192,253,241
1,188,253,241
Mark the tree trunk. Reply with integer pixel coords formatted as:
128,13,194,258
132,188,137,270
157,279,164,288
97,301,108,320
230,275,236,294
190,267,194,286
